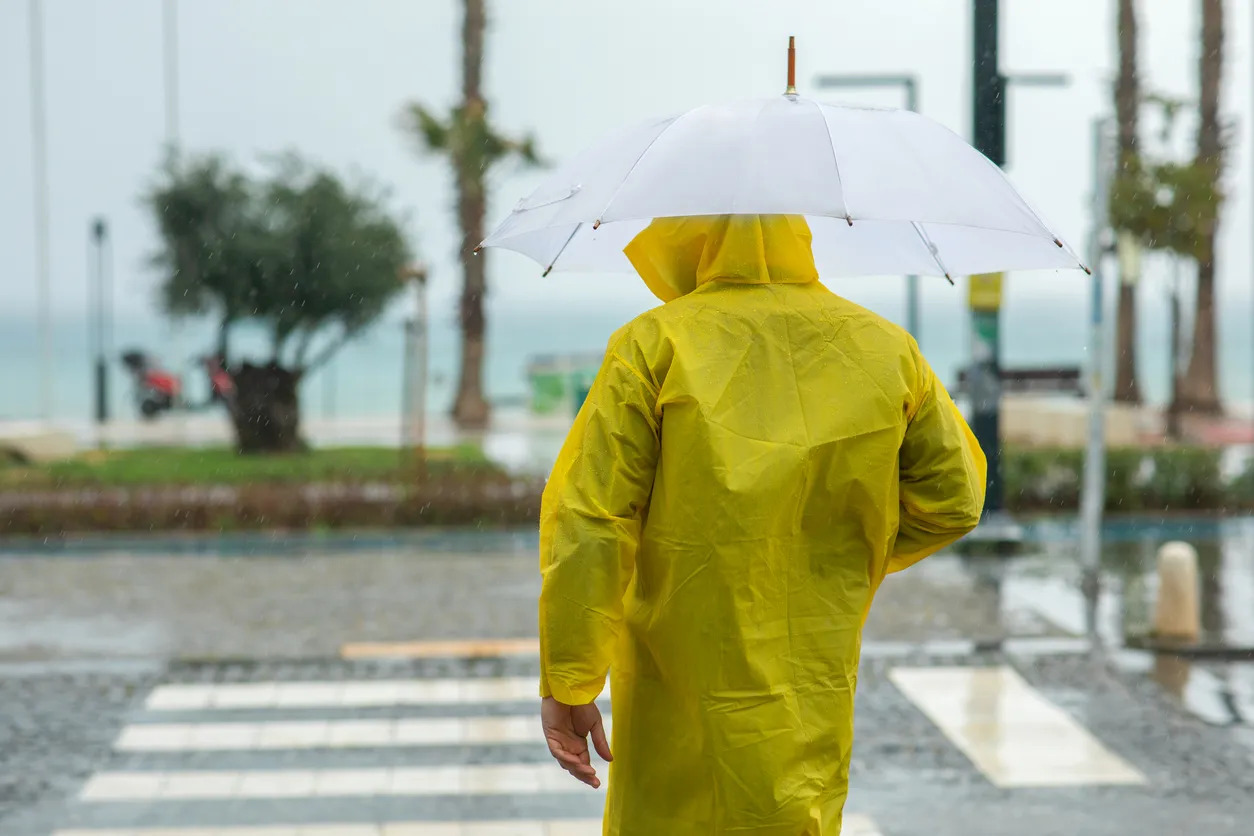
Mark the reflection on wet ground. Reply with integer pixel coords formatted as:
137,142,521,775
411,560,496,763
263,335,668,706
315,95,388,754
1007,516,1254,734
1019,516,1254,647
4,516,1254,733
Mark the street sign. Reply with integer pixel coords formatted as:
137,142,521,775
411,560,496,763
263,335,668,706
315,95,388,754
968,272,1004,312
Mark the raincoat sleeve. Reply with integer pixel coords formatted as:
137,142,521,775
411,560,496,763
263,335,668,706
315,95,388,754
889,353,987,573
538,331,660,705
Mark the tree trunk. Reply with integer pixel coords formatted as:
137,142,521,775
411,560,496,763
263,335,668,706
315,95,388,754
1178,0,1224,415
1113,0,1143,403
1180,241,1221,414
451,0,492,430
229,362,305,454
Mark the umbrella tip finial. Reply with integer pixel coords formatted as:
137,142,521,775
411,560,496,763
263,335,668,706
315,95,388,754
785,36,797,96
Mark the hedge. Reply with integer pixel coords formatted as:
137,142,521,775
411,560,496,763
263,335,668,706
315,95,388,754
2,445,1249,537
0,474,544,537
1004,445,1240,513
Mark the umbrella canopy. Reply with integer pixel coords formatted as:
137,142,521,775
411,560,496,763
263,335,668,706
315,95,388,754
480,95,1086,280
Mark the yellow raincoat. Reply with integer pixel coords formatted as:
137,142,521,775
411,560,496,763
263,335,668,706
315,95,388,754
539,215,986,835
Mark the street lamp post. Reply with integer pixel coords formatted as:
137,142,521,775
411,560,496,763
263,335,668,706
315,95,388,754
29,0,53,424
970,0,1068,530
163,0,180,146
813,73,922,341
88,218,112,448
400,265,430,475
163,0,187,445
1081,118,1116,644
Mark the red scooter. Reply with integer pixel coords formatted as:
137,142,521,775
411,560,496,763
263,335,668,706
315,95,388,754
121,350,235,420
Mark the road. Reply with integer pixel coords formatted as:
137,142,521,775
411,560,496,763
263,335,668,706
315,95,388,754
2,534,1252,835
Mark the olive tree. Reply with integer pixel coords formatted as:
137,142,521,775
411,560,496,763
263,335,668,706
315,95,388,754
147,153,412,452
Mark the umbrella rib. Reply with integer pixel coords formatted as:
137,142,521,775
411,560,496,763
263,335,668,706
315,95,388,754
910,222,954,285
542,223,584,277
811,99,853,225
591,113,690,228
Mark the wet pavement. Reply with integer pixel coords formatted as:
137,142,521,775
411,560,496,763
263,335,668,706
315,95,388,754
3,519,1254,834
0,531,1066,662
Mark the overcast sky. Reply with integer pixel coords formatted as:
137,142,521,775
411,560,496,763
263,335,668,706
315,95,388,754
1,0,1251,329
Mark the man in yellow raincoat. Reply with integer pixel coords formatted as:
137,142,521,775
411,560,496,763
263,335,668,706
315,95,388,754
539,214,986,834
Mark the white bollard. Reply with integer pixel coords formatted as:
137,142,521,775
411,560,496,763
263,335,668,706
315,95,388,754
1153,541,1201,643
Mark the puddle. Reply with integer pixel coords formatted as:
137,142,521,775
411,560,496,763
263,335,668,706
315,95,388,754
1010,515,1254,732
1014,516,1254,648
0,597,168,660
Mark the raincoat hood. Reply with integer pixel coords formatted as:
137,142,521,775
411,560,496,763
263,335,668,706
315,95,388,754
623,214,819,302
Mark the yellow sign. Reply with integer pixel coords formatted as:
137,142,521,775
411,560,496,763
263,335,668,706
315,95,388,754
968,272,1003,312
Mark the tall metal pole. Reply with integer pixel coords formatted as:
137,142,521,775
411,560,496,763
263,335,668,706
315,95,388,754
904,78,921,341
87,224,97,439
416,276,429,472
163,0,180,146
971,0,1006,515
968,3,1067,534
30,0,53,424
90,219,111,447
1081,118,1115,644
163,0,186,442
1166,256,1184,440
400,265,429,474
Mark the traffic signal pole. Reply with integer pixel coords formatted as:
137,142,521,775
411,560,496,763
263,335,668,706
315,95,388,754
969,0,1067,533
971,0,1007,518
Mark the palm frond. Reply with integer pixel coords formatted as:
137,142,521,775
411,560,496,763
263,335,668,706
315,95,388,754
513,133,546,167
400,104,452,153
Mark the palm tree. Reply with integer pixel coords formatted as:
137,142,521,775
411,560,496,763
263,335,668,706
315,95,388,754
401,0,541,429
1113,0,1143,404
1177,0,1225,415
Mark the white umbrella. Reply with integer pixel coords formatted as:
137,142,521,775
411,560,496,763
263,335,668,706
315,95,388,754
480,91,1086,282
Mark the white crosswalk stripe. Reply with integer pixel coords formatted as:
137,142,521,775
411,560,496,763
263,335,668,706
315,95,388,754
80,764,604,801
144,678,543,711
51,816,883,836
889,665,1147,788
115,716,549,751
53,822,604,835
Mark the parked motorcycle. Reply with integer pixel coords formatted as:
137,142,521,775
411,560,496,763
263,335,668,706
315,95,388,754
120,350,235,420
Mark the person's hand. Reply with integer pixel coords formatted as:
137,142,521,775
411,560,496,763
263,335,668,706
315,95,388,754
541,696,612,788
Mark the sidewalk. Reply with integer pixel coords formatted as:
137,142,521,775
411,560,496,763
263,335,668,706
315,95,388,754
0,409,572,476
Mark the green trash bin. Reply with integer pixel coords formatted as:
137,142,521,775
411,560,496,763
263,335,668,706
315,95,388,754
527,354,603,418
527,366,568,416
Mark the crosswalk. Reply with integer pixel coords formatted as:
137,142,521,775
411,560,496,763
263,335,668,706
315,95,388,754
50,648,1151,836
